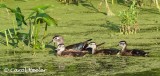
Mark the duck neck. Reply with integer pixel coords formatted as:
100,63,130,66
121,46,127,53
57,42,64,45
92,48,96,54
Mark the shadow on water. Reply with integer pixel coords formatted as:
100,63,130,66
140,8,160,15
80,0,98,12
0,28,19,38
0,28,29,46
116,0,126,4
115,68,160,76
0,32,5,37
0,32,7,45
0,38,6,45
140,25,160,33
100,21,120,32
80,0,107,15
46,44,57,55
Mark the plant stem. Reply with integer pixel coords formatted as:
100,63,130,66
5,30,9,46
7,29,13,38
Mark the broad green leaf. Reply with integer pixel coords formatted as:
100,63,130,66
43,17,57,26
35,13,57,26
31,5,52,12
15,7,27,28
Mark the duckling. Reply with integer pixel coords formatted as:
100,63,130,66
87,42,119,55
50,35,92,51
55,44,88,57
85,42,105,53
118,41,149,56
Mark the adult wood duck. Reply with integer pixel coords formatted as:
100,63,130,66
118,41,149,56
86,42,119,55
55,44,88,57
49,35,92,51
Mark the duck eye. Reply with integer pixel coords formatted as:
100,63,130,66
120,43,123,45
91,43,95,45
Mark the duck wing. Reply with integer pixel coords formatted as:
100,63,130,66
72,51,88,57
131,49,148,56
66,39,92,51
99,48,120,55
63,50,87,57
107,48,120,55
94,48,119,55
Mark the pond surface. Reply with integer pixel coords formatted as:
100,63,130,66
0,49,160,76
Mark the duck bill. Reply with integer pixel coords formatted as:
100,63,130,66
86,46,90,49
55,48,58,51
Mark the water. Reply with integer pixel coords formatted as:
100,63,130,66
0,50,160,76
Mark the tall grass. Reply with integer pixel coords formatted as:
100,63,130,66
27,5,57,49
119,0,138,34
0,4,57,49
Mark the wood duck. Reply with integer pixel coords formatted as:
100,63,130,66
50,35,92,51
86,42,119,55
118,41,149,56
55,44,88,57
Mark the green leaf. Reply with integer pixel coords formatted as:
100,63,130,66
31,5,52,12
43,17,57,26
36,13,57,26
15,7,27,28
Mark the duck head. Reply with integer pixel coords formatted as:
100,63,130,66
116,41,127,56
87,42,97,54
119,41,127,48
49,35,64,45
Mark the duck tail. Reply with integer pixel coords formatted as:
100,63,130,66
144,52,149,57
83,39,92,44
86,39,92,42
97,42,105,47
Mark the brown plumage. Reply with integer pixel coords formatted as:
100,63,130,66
56,44,88,57
50,35,92,51
118,41,149,56
87,42,119,55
